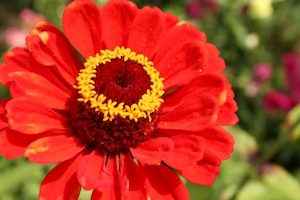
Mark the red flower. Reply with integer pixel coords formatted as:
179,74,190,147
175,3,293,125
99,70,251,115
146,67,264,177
0,0,238,199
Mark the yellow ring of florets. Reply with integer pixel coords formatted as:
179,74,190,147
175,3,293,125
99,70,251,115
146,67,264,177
76,46,165,122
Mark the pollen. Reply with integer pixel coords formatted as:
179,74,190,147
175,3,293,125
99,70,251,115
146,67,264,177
76,46,165,122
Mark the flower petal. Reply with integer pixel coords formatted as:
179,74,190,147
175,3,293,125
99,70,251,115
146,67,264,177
283,53,300,102
91,190,107,200
163,134,204,170
155,40,207,90
204,43,225,73
263,90,296,112
180,152,221,186
6,97,66,134
127,6,165,58
158,90,218,132
63,0,102,58
163,12,179,30
184,74,227,100
216,87,239,125
165,74,238,126
93,154,147,200
153,22,206,62
9,71,70,110
0,100,8,130
25,134,84,164
130,137,174,165
101,0,138,49
0,48,71,92
142,164,190,200
121,154,147,199
39,155,81,200
91,157,120,200
0,128,39,159
196,127,234,160
0,116,7,130
77,151,108,190
0,48,34,85
27,21,82,85
161,128,234,162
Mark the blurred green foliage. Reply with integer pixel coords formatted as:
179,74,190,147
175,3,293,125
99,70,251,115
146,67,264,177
1,0,300,199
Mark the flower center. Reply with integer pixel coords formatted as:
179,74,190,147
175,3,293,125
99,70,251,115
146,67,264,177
76,46,164,122
93,58,151,105
68,47,164,154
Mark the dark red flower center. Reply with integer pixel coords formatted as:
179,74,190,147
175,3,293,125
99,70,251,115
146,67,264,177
94,58,151,105
68,47,164,154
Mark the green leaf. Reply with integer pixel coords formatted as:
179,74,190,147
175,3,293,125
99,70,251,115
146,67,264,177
186,183,214,200
0,159,46,198
285,105,300,141
236,180,284,200
261,165,300,200
79,189,92,200
0,84,10,99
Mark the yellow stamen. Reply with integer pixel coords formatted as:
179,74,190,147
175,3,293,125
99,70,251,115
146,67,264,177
76,47,165,122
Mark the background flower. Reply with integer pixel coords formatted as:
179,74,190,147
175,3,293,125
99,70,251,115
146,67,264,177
3,9,44,47
263,53,300,112
186,0,219,19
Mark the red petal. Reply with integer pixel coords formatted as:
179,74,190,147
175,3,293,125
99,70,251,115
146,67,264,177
183,74,227,101
34,21,82,72
121,154,147,199
204,43,225,73
163,12,179,30
102,0,138,49
156,41,207,90
91,190,106,200
130,137,174,165
0,128,39,159
77,151,108,190
127,6,165,58
63,0,102,58
0,48,71,92
0,100,8,130
163,135,204,170
161,127,234,162
163,74,233,116
92,157,119,200
158,90,218,131
39,156,81,200
154,22,206,62
25,134,83,164
216,87,238,125
0,48,34,85
180,152,221,186
195,127,234,160
0,100,7,113
0,116,7,130
9,71,70,110
93,155,147,200
26,21,82,85
142,164,189,200
6,97,66,134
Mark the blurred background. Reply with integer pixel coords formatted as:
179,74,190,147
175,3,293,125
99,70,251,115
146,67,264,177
0,0,300,199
